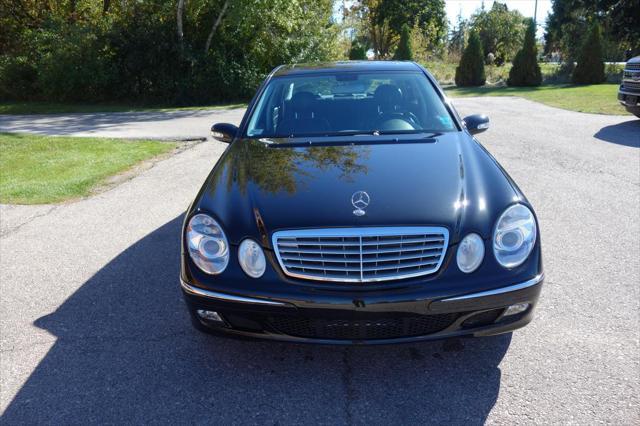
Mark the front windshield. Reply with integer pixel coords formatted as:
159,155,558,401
245,71,457,138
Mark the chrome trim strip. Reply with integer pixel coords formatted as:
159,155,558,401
619,90,640,96
180,279,286,306
272,226,449,283
440,273,544,302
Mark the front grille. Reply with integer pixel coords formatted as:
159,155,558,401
268,313,459,340
625,62,640,71
272,227,449,283
622,80,640,93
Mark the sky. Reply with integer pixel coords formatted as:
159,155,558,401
445,0,553,37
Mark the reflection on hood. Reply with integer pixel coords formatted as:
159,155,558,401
221,140,370,195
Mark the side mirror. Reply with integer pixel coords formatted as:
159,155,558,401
463,114,490,135
210,123,239,143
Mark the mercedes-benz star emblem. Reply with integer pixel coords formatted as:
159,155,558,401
351,191,370,216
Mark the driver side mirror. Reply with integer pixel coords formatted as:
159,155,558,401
463,114,490,135
210,123,238,143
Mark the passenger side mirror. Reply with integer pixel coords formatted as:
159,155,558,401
210,123,238,143
463,114,490,135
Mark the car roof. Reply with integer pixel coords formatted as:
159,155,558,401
271,61,422,77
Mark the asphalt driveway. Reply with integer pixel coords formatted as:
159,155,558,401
1,98,638,424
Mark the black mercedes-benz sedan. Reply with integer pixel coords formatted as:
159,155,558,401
180,61,543,344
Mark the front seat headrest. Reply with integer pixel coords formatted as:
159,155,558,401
290,91,318,118
374,84,403,114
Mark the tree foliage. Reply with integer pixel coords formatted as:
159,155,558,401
0,0,339,104
572,21,605,84
544,0,639,62
455,31,486,87
393,24,413,60
508,19,542,86
345,0,446,59
448,11,468,59
469,2,526,65
349,42,367,60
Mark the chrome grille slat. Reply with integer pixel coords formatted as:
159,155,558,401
360,236,444,245
273,227,449,283
362,245,443,254
284,263,361,272
282,252,441,263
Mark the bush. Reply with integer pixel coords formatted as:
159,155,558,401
349,42,367,60
508,19,541,86
0,1,340,105
0,56,39,100
455,31,485,86
572,22,605,84
393,24,413,61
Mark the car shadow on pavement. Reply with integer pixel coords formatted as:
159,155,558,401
2,215,511,424
594,119,640,148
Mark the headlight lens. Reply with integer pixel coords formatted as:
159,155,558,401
457,233,485,273
493,204,537,268
238,239,266,278
186,214,229,274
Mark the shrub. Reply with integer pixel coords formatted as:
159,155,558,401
0,56,39,100
508,19,542,86
393,24,413,61
349,42,367,60
455,31,485,86
572,22,605,84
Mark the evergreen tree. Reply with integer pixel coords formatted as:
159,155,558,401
455,31,486,86
508,19,542,86
448,11,467,57
349,41,367,60
393,24,414,60
572,22,605,84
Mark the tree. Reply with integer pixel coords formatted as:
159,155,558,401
448,11,467,58
346,0,446,59
572,21,605,84
349,42,367,60
469,2,525,65
204,0,230,54
508,19,541,86
393,24,413,60
0,0,341,103
176,0,185,52
455,31,485,87
544,0,639,62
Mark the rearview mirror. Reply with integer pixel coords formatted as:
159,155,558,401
463,114,490,135
210,123,238,143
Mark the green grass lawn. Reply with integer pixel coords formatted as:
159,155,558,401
0,101,247,115
445,83,628,115
0,133,176,204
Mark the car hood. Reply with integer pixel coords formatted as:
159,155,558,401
195,132,522,246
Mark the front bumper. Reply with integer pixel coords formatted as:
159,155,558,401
618,89,640,111
181,274,544,345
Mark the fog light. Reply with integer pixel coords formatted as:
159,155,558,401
504,303,529,316
196,309,224,322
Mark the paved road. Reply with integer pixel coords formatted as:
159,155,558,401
1,98,638,424
0,108,246,139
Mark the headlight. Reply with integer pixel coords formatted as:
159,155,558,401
186,214,229,274
457,233,485,273
238,239,266,278
493,204,537,268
